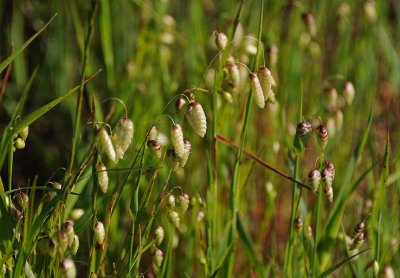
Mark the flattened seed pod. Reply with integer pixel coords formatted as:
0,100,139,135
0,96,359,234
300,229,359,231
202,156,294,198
257,66,274,101
171,124,185,158
99,128,116,162
97,163,109,194
94,221,105,245
179,139,192,168
249,73,265,109
111,133,124,161
308,169,321,192
186,102,207,137
116,118,134,155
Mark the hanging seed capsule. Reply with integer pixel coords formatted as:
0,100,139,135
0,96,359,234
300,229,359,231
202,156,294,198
325,160,335,179
324,185,333,203
48,237,57,257
94,221,105,246
70,235,79,255
335,110,343,131
63,221,75,246
19,126,29,141
167,194,176,209
350,232,364,250
70,209,84,222
59,231,69,255
305,225,313,240
228,63,240,91
186,102,207,137
52,182,62,190
373,260,379,277
257,66,274,102
148,125,158,141
296,120,313,148
325,87,338,112
301,12,316,38
343,82,355,105
308,169,321,192
148,140,162,158
99,128,116,162
171,124,185,158
61,258,77,278
167,149,180,172
352,221,365,239
184,90,195,103
316,124,328,150
116,118,134,156
321,168,333,188
382,266,394,278
168,210,180,228
177,193,190,215
249,73,265,109
97,163,109,194
153,248,164,269
295,217,303,232
175,96,187,117
222,91,233,104
154,226,165,246
214,31,228,51
14,138,25,149
111,133,124,161
179,139,191,168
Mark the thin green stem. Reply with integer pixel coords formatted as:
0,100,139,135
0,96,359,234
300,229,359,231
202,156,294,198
312,186,323,277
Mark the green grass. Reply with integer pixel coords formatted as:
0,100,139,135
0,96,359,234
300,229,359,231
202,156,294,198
0,0,399,277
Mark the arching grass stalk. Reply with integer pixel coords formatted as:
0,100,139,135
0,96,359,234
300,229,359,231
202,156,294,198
207,0,245,273
225,1,263,276
283,83,304,276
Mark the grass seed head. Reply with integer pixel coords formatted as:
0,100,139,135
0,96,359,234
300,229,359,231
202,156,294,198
70,235,79,255
324,185,333,203
167,194,176,209
14,138,26,149
153,248,164,268
19,126,29,141
184,90,195,103
175,96,187,116
308,169,321,192
316,124,328,150
257,66,275,102
94,221,105,246
59,231,69,255
350,232,365,250
97,163,109,194
214,31,228,51
63,221,75,246
177,193,190,215
167,149,180,172
321,168,334,187
111,133,124,161
148,139,162,158
343,81,355,105
99,128,116,163
168,210,180,228
116,118,134,155
352,221,365,239
70,209,84,222
148,125,159,141
295,217,303,232
179,139,191,168
297,120,312,147
171,124,185,158
48,238,57,258
154,226,165,246
325,87,338,112
60,258,76,278
249,73,265,109
186,102,207,137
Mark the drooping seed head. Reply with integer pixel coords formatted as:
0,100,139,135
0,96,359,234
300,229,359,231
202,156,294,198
177,193,190,215
167,149,180,172
350,232,365,250
19,126,29,141
222,91,233,104
111,133,124,161
373,261,380,277
99,128,116,162
70,208,84,222
301,12,316,37
249,73,265,109
352,221,365,239
184,90,195,103
63,221,75,246
168,210,180,228
321,168,334,188
382,266,395,278
214,31,228,51
153,248,164,269
186,102,207,137
94,221,105,245
148,139,162,158
175,97,187,116
316,124,328,150
70,235,79,255
325,160,335,179
324,185,333,203
148,125,158,141
97,163,109,194
167,194,176,209
325,87,338,112
48,237,57,257
154,226,165,246
14,138,25,149
295,216,303,232
179,139,191,168
227,62,240,90
116,118,134,156
59,231,69,255
60,258,77,278
308,169,321,192
171,124,185,158
17,192,29,210
52,182,62,190
296,120,313,147
343,82,355,105
257,66,274,102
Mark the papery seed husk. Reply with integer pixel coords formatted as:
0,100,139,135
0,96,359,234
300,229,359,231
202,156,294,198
179,139,191,168
317,124,328,150
99,128,116,162
148,139,162,158
257,66,274,101
178,193,190,214
308,169,321,192
168,210,180,228
167,149,180,172
186,102,207,137
97,163,109,194
70,235,79,255
249,73,265,109
15,138,25,149
94,221,105,245
19,126,29,141
148,125,158,141
116,118,134,155
214,31,228,51
61,259,76,278
111,133,124,161
153,249,164,268
321,168,333,187
154,226,165,246
175,97,187,116
324,185,333,202
171,124,185,158
343,81,355,105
